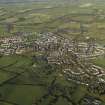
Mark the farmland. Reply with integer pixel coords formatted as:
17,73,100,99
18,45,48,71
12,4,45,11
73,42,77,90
0,1,105,41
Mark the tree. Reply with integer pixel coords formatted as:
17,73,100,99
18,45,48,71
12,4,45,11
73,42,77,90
5,23,14,33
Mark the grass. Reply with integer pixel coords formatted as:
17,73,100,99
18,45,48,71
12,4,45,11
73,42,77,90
0,55,32,67
0,56,17,67
93,57,105,68
72,85,87,103
0,85,46,105
0,71,15,84
0,102,13,105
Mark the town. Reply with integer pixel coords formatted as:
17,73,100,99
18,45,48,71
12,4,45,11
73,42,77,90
0,32,105,94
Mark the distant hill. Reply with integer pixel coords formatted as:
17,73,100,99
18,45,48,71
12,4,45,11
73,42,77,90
0,0,105,3
0,0,50,3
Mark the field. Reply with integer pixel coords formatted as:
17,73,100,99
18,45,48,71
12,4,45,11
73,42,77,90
0,54,105,105
0,1,105,42
0,1,105,105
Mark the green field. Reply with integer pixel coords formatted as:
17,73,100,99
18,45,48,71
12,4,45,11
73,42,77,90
0,54,104,105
